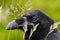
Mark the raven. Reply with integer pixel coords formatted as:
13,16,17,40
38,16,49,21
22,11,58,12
6,10,60,40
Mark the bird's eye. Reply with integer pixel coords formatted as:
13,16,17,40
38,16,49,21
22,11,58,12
27,16,38,23
31,17,38,23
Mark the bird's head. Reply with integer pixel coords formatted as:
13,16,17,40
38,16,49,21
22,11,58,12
6,10,54,39
6,10,40,31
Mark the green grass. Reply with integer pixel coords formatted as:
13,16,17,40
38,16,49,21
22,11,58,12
0,22,23,40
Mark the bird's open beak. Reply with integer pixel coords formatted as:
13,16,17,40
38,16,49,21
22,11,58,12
6,20,23,30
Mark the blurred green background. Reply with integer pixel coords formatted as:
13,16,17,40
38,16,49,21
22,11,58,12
0,0,60,40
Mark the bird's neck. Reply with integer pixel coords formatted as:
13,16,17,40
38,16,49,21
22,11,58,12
24,25,50,40
29,27,50,40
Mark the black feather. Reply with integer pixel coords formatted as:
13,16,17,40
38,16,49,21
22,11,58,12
6,10,60,40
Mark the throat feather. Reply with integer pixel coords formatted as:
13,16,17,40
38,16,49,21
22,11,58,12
29,23,39,39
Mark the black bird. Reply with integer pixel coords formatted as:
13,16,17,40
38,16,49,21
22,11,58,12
6,10,60,40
